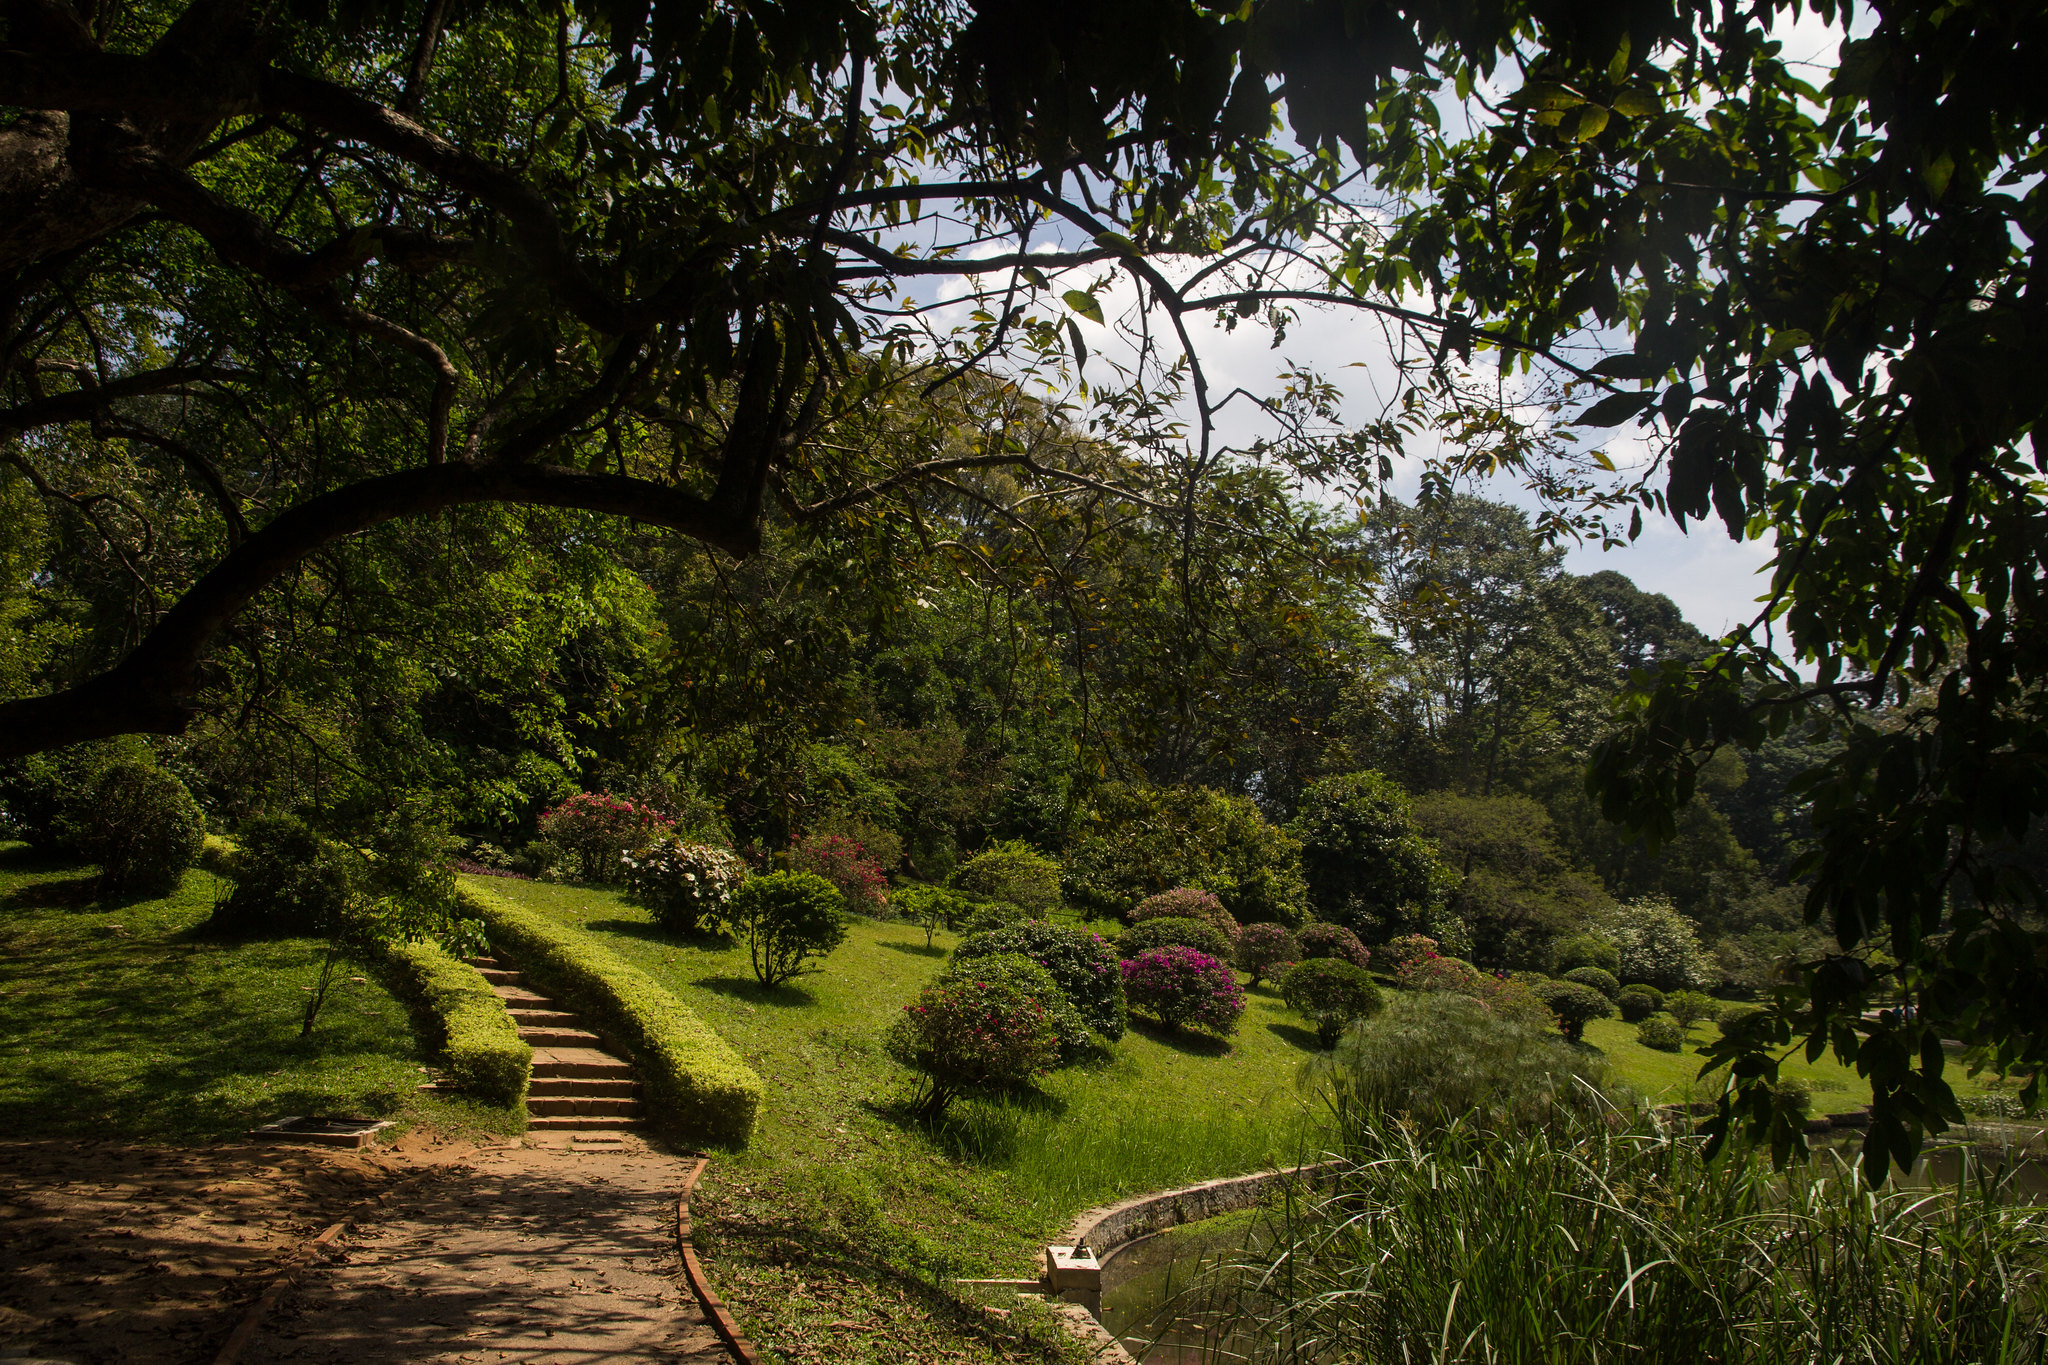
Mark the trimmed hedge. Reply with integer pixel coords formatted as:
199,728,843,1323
462,883,764,1144
383,937,532,1109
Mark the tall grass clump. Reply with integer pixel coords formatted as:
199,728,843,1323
1158,1002,2048,1364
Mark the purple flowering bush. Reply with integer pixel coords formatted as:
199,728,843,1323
886,976,1059,1117
1122,946,1246,1035
1236,922,1301,986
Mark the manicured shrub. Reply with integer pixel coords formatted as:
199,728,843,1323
77,762,206,897
1664,990,1721,1035
535,792,672,884
1617,984,1663,1022
1552,931,1621,975
1122,946,1246,1034
211,814,360,935
1398,951,1483,994
1279,958,1385,1047
1561,966,1621,1000
1716,1001,1765,1033
462,884,763,1142
956,920,1126,1040
1601,899,1713,991
1637,1013,1685,1052
887,975,1059,1117
1132,887,1241,943
1378,933,1439,976
1118,914,1235,964
1237,922,1301,986
941,951,1092,1061
383,937,531,1109
1529,979,1616,1042
1062,782,1308,926
788,832,890,917
1289,770,1449,936
732,871,850,987
624,836,749,934
1298,921,1373,970
1324,992,1611,1133
950,840,1063,917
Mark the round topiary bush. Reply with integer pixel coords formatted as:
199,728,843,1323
1528,979,1616,1042
1118,914,1235,964
732,871,849,986
1398,952,1483,994
1664,989,1721,1035
1552,932,1621,975
941,951,1092,1061
1377,933,1439,976
1278,957,1384,1047
1236,922,1301,986
1131,887,1241,944
1617,984,1664,1023
887,975,1059,1117
211,814,361,935
1561,966,1621,1000
78,763,206,897
1297,922,1372,970
950,840,1064,917
624,836,749,934
956,920,1126,1040
1122,947,1246,1034
1637,1013,1685,1052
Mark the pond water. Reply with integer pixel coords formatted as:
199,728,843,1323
1097,1209,1268,1363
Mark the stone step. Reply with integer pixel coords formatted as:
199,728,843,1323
519,1026,601,1047
530,1047,634,1078
493,986,554,1007
508,1008,581,1027
466,956,502,970
528,1076,639,1097
478,967,524,986
526,1114,645,1131
527,1096,644,1117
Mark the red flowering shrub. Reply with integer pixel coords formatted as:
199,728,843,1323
789,832,890,917
1296,922,1372,970
535,792,672,884
1236,922,1301,986
1131,887,1241,944
886,976,1059,1117
1122,946,1246,1034
1379,933,1440,976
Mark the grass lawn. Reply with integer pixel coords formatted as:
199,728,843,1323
0,843,518,1141
470,875,1331,1365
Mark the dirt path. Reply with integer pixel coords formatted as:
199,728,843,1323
0,1132,731,1365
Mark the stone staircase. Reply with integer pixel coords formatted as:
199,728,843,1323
471,956,645,1135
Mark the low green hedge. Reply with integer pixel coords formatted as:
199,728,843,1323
382,936,532,1110
460,883,764,1145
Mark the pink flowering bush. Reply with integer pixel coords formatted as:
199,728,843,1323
1379,933,1441,976
1236,922,1301,986
535,792,672,884
1122,946,1246,1035
789,832,891,917
886,976,1059,1117
1131,887,1241,944
1398,950,1484,994
1297,922,1372,970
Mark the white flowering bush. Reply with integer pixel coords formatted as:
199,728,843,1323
1600,898,1714,992
623,836,749,935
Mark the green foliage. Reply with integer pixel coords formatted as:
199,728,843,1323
1529,980,1617,1043
1617,985,1664,1023
787,832,890,918
76,763,207,897
1236,922,1301,986
1298,922,1373,971
949,840,1063,917
535,793,672,886
1411,789,1610,970
461,884,762,1143
886,976,1058,1119
1552,932,1621,975
1290,771,1448,937
1664,991,1721,1035
1377,934,1438,975
955,920,1126,1041
1636,1014,1685,1053
1278,958,1385,1048
1131,886,1241,942
732,872,850,988
1118,915,1235,964
1318,993,1610,1135
939,952,1091,1062
623,837,748,935
212,815,360,937
382,938,531,1109
893,883,992,949
1601,900,1714,992
1561,966,1620,1000
1063,783,1307,926
1397,953,1484,995
0,736,153,853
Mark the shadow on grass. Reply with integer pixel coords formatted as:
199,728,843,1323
1265,1021,1324,1053
1127,1017,1233,1057
878,939,947,958
865,1086,1070,1165
694,974,817,1007
3,873,103,910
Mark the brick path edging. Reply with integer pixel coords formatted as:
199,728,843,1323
677,1156,762,1365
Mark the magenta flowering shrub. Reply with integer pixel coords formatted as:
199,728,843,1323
789,832,890,917
1131,887,1241,944
1297,922,1372,970
886,976,1059,1117
1378,933,1440,976
535,792,672,884
1236,922,1301,986
1122,946,1246,1034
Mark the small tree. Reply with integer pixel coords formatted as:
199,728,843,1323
886,976,1059,1118
1122,947,1246,1034
1237,923,1301,987
1664,990,1721,1038
1529,980,1617,1043
895,884,988,949
734,872,850,987
1378,934,1439,976
1279,958,1384,1047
